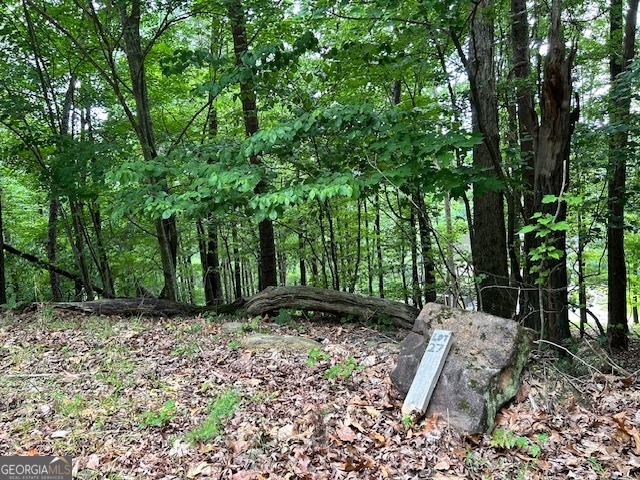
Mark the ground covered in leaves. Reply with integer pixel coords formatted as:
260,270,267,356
0,309,639,479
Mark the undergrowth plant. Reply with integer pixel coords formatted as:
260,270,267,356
323,356,363,381
490,428,547,458
139,400,177,428
187,390,240,445
306,347,330,366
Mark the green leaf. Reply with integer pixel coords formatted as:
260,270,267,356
541,194,558,204
549,221,570,231
518,224,536,235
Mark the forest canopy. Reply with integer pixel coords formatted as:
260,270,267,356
1,0,639,349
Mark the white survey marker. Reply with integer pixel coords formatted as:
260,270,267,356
401,329,453,416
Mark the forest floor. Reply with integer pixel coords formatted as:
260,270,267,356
0,308,639,479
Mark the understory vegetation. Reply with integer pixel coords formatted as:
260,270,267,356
0,311,638,478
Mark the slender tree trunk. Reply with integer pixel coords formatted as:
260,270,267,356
298,232,307,286
47,198,63,301
325,200,340,290
364,199,374,295
607,0,638,349
228,0,277,289
578,219,587,338
349,198,362,293
232,225,243,300
0,189,5,305
69,201,94,300
467,0,514,319
413,192,436,304
88,201,114,298
443,195,460,306
375,194,384,298
117,0,179,301
410,209,422,308
511,0,541,329
197,218,223,305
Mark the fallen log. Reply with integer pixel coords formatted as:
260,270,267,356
244,286,417,329
4,243,105,295
35,297,245,317
35,286,418,329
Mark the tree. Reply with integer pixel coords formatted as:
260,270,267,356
228,0,278,289
455,0,514,318
607,0,639,349
0,186,5,305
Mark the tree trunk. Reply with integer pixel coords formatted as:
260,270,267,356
299,231,307,286
117,0,179,301
3,243,104,295
69,201,94,300
607,0,638,350
364,199,374,296
228,0,278,289
511,0,541,330
88,201,115,298
0,190,6,305
413,192,437,304
467,0,514,319
46,198,63,301
244,286,418,329
375,194,384,298
197,218,223,305
534,0,577,343
410,208,422,308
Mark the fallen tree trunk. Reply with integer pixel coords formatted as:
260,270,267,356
244,286,418,329
4,244,105,295
36,286,418,329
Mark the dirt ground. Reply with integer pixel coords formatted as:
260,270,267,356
0,309,638,479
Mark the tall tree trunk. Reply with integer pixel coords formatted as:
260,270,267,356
299,231,307,286
228,0,277,290
410,209,422,308
375,194,384,298
607,0,638,349
511,0,541,330
232,225,243,300
197,218,223,305
0,189,5,305
467,0,514,318
89,202,114,298
116,0,179,301
413,192,437,304
534,0,577,343
364,198,374,295
47,198,63,301
69,201,94,300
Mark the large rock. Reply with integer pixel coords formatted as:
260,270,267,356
390,303,535,434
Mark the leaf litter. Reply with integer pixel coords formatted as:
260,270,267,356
0,310,638,479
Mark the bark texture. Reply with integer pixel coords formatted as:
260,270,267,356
117,0,179,301
228,0,278,289
607,0,639,349
533,0,577,343
243,286,417,329
37,286,418,329
468,0,514,319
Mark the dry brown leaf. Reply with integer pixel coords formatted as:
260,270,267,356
338,456,375,471
613,411,640,454
232,470,259,480
434,456,451,470
370,431,387,447
187,462,213,478
85,453,100,470
365,406,381,418
336,425,357,442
